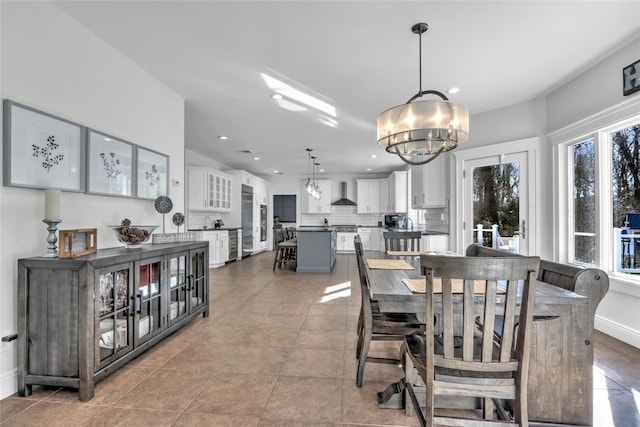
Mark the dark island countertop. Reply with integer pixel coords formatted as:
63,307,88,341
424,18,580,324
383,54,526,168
188,227,241,231
296,226,336,232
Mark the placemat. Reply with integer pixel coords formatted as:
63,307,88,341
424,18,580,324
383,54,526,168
366,259,415,270
402,277,506,294
386,250,421,256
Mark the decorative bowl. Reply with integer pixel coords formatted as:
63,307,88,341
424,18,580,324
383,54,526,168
109,225,158,248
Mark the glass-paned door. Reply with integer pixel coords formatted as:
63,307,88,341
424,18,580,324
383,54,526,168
97,263,132,368
190,249,207,311
136,257,163,343
208,173,216,209
463,152,529,254
168,252,188,323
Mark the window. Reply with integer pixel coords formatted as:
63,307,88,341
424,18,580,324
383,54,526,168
563,116,640,275
273,194,296,223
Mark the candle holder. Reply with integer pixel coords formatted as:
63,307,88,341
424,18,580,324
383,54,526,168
43,219,62,257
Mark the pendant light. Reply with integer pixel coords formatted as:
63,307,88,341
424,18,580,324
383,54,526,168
376,22,469,165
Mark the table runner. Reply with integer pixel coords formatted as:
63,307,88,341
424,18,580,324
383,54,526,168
366,259,414,270
402,277,506,294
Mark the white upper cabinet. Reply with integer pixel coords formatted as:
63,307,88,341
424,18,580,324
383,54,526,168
356,179,381,213
188,167,232,212
378,179,390,213
301,179,331,214
388,170,408,213
410,156,446,208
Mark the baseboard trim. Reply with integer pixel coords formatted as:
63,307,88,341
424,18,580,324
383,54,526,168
595,315,640,349
0,368,17,400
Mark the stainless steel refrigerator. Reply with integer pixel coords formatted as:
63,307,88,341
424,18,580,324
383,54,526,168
241,185,253,257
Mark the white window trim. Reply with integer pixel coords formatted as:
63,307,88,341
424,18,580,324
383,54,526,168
550,96,640,279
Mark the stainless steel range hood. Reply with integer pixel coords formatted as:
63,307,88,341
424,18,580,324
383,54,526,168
331,182,357,206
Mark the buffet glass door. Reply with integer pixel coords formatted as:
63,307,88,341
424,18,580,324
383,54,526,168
190,249,207,312
97,263,132,368
135,257,163,344
168,251,189,324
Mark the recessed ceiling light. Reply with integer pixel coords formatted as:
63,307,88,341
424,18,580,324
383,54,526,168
273,170,280,174
320,169,324,172
271,94,283,100
366,168,372,171
370,154,377,158
218,135,228,140
447,87,460,94
104,137,111,141
254,157,260,161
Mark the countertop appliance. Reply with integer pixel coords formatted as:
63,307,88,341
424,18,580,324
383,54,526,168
241,185,253,257
384,214,401,228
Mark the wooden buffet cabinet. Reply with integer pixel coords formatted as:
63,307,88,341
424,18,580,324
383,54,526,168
17,241,209,401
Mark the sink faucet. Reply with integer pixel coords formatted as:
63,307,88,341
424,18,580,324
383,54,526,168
405,217,413,230
204,216,212,229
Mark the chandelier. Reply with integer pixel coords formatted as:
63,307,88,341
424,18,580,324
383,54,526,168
376,22,469,165
304,149,321,200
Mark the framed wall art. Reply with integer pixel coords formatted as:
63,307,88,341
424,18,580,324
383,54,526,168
86,129,134,197
3,99,85,191
136,146,169,199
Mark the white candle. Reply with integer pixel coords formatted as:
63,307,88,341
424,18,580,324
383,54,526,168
44,190,61,220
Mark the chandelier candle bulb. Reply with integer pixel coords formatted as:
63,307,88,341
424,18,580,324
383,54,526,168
44,189,61,220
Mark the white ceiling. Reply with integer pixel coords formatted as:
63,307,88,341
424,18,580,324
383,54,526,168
53,1,640,178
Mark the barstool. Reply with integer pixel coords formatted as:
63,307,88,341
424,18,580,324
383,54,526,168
273,239,297,270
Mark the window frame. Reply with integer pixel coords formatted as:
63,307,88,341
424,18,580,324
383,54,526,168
551,96,640,280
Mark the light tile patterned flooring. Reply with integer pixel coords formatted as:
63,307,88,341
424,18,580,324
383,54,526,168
1,252,639,426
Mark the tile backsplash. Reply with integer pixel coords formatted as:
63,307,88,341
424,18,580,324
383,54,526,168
300,205,448,232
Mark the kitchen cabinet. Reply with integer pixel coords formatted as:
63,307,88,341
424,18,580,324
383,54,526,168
199,230,229,267
188,167,232,212
356,179,381,213
301,179,332,214
357,228,376,251
17,242,209,401
337,232,357,252
378,179,390,213
420,234,449,252
388,170,408,213
410,155,446,208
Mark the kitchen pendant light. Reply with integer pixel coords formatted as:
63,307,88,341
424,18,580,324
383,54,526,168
376,22,469,165
304,148,320,199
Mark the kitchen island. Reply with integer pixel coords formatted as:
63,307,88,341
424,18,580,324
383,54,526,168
295,227,337,273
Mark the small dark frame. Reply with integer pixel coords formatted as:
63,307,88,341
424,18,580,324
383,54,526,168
623,59,640,96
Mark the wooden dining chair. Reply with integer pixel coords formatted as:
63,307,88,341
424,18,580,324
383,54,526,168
383,231,421,251
354,235,423,387
403,254,540,426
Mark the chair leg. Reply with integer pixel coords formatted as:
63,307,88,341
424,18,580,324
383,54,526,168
356,321,373,387
273,246,280,271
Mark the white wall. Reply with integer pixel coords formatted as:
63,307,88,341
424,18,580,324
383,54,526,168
545,36,640,348
0,2,185,398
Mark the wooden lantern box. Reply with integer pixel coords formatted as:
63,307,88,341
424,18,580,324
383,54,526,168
59,229,97,258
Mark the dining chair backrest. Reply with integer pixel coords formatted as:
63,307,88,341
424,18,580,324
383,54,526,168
274,225,285,243
383,231,421,251
416,253,540,425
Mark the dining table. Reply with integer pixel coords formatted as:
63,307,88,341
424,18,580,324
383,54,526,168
364,250,593,426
